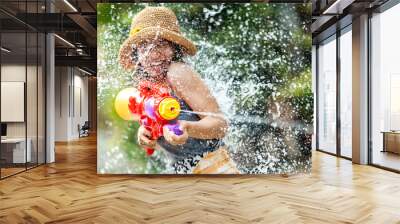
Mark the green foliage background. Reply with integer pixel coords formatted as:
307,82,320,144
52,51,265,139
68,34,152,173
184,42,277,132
97,3,312,174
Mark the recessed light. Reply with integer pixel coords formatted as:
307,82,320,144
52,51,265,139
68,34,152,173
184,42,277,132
63,0,78,12
322,0,355,15
54,34,75,48
1,47,11,53
78,67,93,76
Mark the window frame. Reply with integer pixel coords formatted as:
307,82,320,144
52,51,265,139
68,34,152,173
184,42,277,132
314,21,353,161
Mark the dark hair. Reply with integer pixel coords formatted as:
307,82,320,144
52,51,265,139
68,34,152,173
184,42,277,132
171,43,185,62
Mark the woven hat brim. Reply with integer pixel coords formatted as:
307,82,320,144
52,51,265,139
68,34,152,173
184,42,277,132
119,27,197,71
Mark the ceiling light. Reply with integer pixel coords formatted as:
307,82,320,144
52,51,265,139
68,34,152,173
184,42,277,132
78,67,93,76
322,0,355,15
54,34,75,48
1,47,11,53
63,0,78,12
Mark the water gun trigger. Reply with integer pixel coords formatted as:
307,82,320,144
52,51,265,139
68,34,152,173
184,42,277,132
165,123,184,136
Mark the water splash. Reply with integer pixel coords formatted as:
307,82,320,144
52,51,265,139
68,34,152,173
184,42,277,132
185,35,312,174
181,109,312,134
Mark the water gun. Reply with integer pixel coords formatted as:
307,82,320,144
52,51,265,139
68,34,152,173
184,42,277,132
128,81,183,155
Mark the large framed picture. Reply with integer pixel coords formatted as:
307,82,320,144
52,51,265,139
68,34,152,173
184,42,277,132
97,3,312,174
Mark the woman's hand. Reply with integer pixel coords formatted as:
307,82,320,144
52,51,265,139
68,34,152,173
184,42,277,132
163,121,189,145
137,125,156,148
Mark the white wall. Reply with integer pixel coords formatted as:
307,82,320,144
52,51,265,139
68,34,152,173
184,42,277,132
55,67,89,141
55,66,69,141
72,72,89,138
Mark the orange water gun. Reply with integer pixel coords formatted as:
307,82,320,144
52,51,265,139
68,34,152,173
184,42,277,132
128,81,183,155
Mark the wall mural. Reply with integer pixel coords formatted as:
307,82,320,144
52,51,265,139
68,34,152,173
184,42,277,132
97,3,313,174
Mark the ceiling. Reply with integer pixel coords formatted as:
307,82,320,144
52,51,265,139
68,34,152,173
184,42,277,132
0,0,100,74
312,0,391,43
1,0,322,74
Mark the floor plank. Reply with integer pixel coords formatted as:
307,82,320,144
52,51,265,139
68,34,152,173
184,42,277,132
0,135,400,223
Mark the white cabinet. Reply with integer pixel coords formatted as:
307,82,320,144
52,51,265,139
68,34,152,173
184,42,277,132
1,138,32,163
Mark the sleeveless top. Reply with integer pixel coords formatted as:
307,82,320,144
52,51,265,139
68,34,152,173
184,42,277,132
157,94,223,162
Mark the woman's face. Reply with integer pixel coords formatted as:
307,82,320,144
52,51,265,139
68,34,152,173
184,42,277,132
137,39,175,77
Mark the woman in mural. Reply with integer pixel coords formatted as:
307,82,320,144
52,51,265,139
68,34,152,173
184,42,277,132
119,7,239,174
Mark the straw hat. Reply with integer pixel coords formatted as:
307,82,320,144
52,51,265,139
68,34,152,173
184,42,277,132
119,7,197,70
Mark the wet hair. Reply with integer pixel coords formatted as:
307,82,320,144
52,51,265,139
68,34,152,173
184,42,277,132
171,43,184,62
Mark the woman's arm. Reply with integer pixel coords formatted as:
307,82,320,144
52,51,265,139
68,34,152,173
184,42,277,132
167,62,228,140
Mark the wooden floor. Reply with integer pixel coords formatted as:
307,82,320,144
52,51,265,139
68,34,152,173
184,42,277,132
1,135,400,223
373,150,400,171
0,167,26,178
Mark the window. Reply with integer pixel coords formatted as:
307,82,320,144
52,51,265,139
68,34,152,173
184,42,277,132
0,1,47,179
370,3,400,171
339,26,352,158
317,35,337,154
